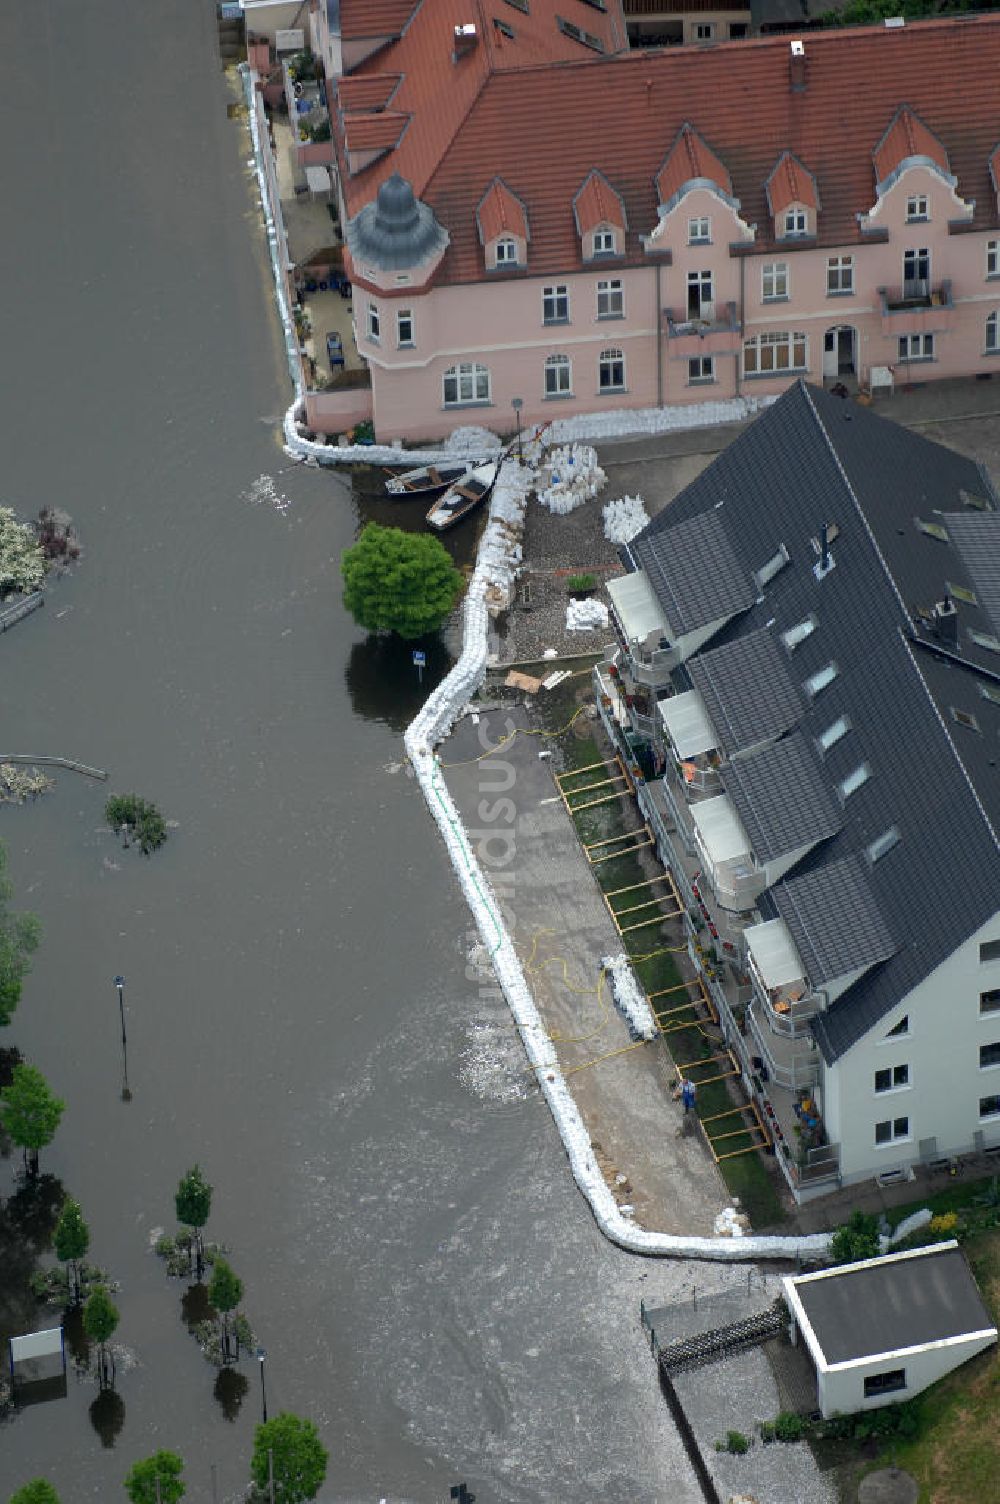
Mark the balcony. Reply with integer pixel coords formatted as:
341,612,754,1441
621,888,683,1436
283,54,333,168
664,300,741,357
745,1000,819,1095
878,279,955,337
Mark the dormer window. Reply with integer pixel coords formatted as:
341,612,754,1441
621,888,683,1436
495,237,518,265
784,207,807,236
593,228,617,256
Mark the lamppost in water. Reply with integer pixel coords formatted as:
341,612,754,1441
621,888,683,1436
114,975,131,1101
511,396,523,462
256,1346,268,1423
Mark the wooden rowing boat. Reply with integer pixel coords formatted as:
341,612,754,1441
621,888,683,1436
425,462,500,531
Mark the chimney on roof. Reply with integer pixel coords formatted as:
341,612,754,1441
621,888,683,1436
453,22,478,60
933,593,959,649
789,39,806,93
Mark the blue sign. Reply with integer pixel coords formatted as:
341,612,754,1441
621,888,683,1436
412,650,427,667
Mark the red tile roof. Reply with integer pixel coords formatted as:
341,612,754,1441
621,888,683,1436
477,178,530,243
873,104,949,188
343,112,410,153
655,123,732,207
766,150,819,214
341,0,419,42
336,74,403,113
573,169,627,234
336,16,1000,285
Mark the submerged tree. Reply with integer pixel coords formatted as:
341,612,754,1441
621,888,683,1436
250,1413,328,1503
123,1450,186,1504
208,1257,243,1364
0,1062,65,1176
175,1166,212,1279
54,1197,91,1305
9,1482,62,1504
83,1285,120,1391
0,506,46,595
0,840,41,1029
105,794,168,856
341,523,464,640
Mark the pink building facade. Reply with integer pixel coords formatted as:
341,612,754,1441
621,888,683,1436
326,8,1000,442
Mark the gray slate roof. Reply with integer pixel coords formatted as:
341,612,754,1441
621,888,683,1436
633,380,1000,1063
688,627,803,756
345,173,449,272
790,1245,995,1366
632,509,755,638
947,512,1000,634
722,731,842,864
772,854,895,988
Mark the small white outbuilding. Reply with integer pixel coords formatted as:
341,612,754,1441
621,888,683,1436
782,1241,997,1418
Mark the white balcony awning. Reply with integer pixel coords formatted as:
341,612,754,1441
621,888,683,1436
745,918,804,989
305,164,332,196
660,689,717,758
606,570,670,648
691,794,749,865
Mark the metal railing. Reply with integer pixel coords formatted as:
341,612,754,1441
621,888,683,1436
745,1002,819,1093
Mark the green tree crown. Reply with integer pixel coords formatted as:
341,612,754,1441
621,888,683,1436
9,1481,61,1504
123,1450,185,1504
175,1166,212,1231
208,1258,243,1316
54,1198,90,1266
341,523,463,640
0,1063,65,1152
83,1285,120,1347
250,1413,328,1502
0,840,41,1027
830,1208,881,1265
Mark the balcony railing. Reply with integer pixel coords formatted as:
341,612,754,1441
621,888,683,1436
668,752,722,799
745,948,819,1038
878,279,955,335
664,301,742,357
746,1001,819,1093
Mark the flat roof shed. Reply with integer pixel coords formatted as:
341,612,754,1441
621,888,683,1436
783,1242,997,1417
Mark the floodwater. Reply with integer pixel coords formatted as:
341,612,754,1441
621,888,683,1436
0,3,698,1500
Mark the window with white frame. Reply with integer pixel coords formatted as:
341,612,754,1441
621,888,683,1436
762,262,789,301
899,333,934,362
598,347,625,391
981,988,1000,1015
981,1095,1000,1119
783,207,807,235
875,1064,909,1093
688,216,711,244
366,302,380,342
593,228,617,256
989,241,1000,278
495,237,518,265
688,356,714,384
906,194,929,221
695,21,714,38
396,308,414,347
827,255,854,295
981,1041,1000,1069
542,284,569,324
443,362,491,406
864,1370,906,1398
875,1116,909,1145
544,353,572,397
987,311,1000,353
597,278,624,318
687,269,713,318
903,246,930,294
743,330,807,375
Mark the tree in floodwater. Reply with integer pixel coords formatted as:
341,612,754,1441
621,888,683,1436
123,1450,186,1504
9,1482,62,1504
54,1196,90,1304
251,1413,328,1502
83,1284,120,1391
0,839,41,1028
105,793,168,855
341,523,463,640
0,1062,65,1176
175,1165,212,1279
208,1257,243,1364
0,505,46,595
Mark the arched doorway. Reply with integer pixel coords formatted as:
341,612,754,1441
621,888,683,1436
823,325,856,381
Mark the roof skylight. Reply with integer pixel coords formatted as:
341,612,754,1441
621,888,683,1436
979,684,1000,707
754,544,790,591
947,581,979,607
916,518,950,542
867,825,901,864
818,714,850,753
782,616,816,651
950,706,981,731
805,662,838,698
969,629,1000,655
839,762,871,799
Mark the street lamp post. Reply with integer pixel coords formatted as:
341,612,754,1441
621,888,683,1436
114,975,131,1101
511,396,523,462
256,1346,268,1424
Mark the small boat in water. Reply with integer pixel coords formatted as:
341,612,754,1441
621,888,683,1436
425,462,499,531
385,460,475,499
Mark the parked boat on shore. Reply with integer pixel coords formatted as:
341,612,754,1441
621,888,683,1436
425,462,499,531
385,460,476,499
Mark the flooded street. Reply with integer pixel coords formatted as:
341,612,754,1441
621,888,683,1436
0,4,696,1500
